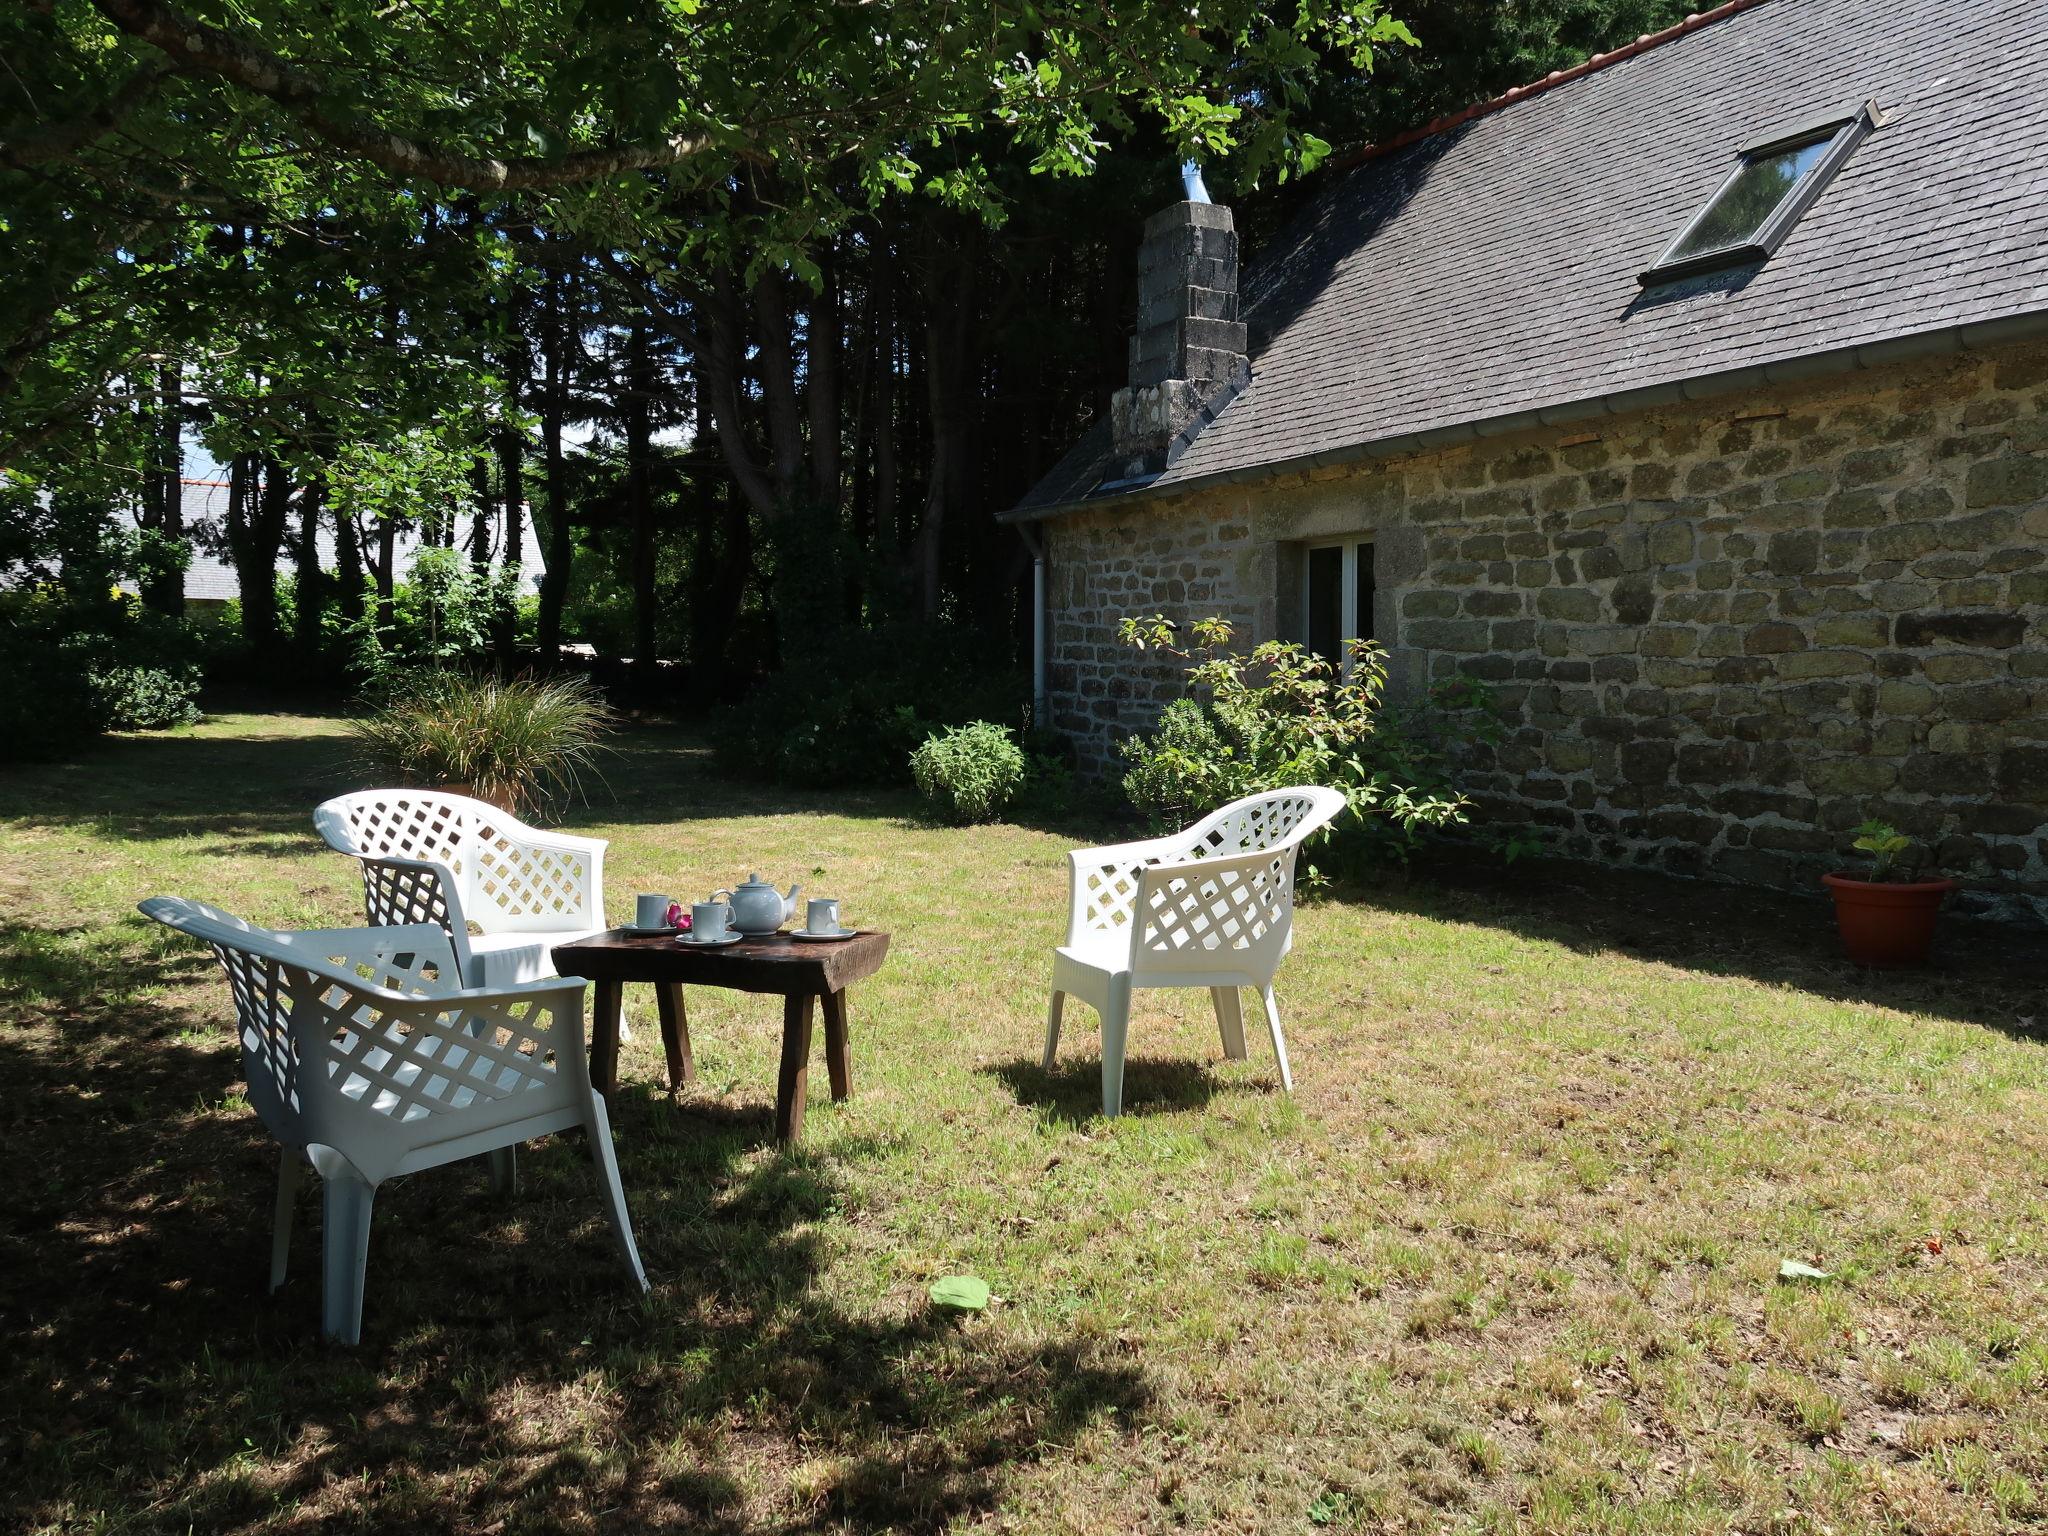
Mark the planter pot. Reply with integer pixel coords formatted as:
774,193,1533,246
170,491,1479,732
1822,872,1958,968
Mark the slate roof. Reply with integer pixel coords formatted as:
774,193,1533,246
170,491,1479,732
1011,0,2048,517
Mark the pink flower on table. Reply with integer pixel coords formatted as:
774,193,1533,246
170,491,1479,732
666,901,690,932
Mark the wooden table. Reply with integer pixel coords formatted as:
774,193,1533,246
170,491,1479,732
550,929,891,1142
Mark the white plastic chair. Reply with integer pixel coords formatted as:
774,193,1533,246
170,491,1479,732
1043,786,1347,1117
140,896,648,1343
314,790,609,989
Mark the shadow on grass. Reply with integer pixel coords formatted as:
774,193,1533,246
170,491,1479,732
987,1055,1248,1126
0,915,1149,1534
1329,851,2048,1043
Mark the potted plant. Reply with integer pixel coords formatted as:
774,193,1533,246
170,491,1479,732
1821,820,1958,968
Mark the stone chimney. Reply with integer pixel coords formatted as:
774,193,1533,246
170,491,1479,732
1108,199,1249,482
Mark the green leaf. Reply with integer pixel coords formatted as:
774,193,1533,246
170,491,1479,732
928,1274,991,1312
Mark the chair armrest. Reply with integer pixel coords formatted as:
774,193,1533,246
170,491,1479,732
1066,836,1188,944
467,825,603,932
1131,844,1301,961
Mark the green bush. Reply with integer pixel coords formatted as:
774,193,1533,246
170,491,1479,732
1115,615,1502,866
910,721,1027,823
350,668,616,819
713,622,1026,789
89,659,204,730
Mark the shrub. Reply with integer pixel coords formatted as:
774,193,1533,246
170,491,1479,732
90,660,204,730
910,721,1027,823
350,669,616,818
713,622,1026,789
1114,615,1502,865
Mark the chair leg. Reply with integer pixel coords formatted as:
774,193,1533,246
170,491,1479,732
1042,989,1066,1069
1259,986,1294,1093
1099,980,1132,1118
1211,986,1247,1061
270,1151,303,1293
583,1095,650,1294
486,1145,518,1198
320,1170,378,1345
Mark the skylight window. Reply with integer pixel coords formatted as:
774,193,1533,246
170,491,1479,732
1640,102,1880,285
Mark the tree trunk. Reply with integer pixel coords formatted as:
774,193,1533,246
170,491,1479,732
535,268,573,659
293,474,325,656
227,454,291,651
496,426,524,665
139,359,184,615
336,505,365,622
625,317,658,685
917,226,976,620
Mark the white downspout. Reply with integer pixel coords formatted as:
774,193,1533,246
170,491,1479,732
1019,523,1048,727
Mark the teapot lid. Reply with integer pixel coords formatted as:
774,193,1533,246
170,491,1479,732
737,871,771,888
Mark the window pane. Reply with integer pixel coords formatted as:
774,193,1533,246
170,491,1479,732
1306,545,1343,666
1667,135,1833,260
1353,541,1376,643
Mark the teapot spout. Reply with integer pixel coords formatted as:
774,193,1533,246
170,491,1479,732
784,884,802,919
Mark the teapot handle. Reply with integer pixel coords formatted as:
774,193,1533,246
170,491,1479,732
711,889,732,903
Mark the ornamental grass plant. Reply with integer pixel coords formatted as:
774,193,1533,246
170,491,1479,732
349,667,615,818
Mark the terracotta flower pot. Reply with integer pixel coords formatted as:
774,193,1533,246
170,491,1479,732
1822,872,1958,968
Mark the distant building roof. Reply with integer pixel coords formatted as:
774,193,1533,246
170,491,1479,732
1012,0,2048,517
166,477,545,604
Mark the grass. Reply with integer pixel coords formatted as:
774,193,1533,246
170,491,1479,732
4,707,2047,1534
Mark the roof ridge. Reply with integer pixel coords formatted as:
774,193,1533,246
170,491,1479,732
1335,0,1774,172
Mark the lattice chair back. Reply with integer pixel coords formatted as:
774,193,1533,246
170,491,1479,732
315,790,605,940
315,789,480,874
1183,787,1348,858
140,897,589,1188
1129,842,1301,986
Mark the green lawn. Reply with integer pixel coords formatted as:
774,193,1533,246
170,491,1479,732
4,709,2046,1534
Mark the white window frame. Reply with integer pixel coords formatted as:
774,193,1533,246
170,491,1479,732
1301,536,1374,679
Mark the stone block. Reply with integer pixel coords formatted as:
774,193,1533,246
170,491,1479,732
1805,758,1899,794
1571,625,1639,656
1648,519,1694,565
1537,588,1601,622
1767,531,1820,575
1620,740,1675,784
1878,680,1937,715
1776,650,1874,679
1946,682,2031,720
1745,622,1805,654
1463,589,1523,617
1896,612,2027,649
1814,615,1890,647
1965,454,2048,508
1406,619,1491,653
1822,490,1888,529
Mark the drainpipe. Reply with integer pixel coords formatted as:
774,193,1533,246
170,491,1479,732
1017,523,1047,727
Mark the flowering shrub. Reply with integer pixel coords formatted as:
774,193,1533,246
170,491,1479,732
1115,615,1501,863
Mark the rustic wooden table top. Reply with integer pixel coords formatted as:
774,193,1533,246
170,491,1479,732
551,928,891,997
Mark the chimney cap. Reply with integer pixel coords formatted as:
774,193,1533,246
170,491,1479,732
1180,161,1212,203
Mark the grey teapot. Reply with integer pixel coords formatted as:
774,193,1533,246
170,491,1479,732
713,874,801,935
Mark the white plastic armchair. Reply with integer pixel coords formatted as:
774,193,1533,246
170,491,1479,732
139,896,647,1344
1043,786,1347,1116
314,790,609,988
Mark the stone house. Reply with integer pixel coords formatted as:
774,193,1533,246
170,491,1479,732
1005,0,2048,909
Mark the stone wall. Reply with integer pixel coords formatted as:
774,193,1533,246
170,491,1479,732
1041,339,2048,909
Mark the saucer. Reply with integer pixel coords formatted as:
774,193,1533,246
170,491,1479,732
622,923,678,936
674,931,743,947
792,927,857,942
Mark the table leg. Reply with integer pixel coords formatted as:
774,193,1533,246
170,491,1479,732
590,978,623,1098
776,993,816,1144
821,988,851,1101
655,982,695,1090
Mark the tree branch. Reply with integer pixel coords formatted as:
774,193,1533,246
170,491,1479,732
88,0,738,189
0,61,171,168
